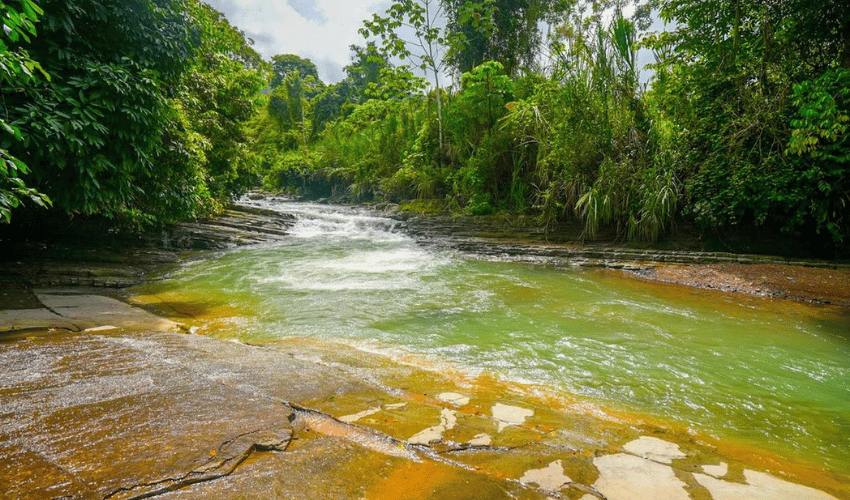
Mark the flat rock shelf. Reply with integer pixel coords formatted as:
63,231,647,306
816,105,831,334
1,199,848,499
1,317,845,499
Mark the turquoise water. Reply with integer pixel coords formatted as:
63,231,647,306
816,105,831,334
154,202,850,477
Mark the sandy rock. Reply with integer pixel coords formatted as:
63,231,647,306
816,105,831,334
520,460,572,492
339,407,381,423
492,403,534,432
409,408,457,445
694,469,841,500
622,436,686,464
438,392,470,406
468,433,492,446
593,453,690,500
702,462,729,478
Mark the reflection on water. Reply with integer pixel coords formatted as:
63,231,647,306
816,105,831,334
144,201,850,480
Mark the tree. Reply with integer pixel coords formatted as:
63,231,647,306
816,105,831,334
270,54,321,89
646,0,850,249
448,61,514,212
0,0,51,222
176,0,269,202
344,43,392,102
3,0,198,221
442,0,557,76
268,71,310,146
360,0,460,155
2,0,268,225
310,80,356,138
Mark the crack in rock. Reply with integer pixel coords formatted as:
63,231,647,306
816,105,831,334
102,428,291,500
288,403,608,499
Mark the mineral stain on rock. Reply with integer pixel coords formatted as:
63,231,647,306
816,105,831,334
1,293,847,499
408,408,458,445
437,392,471,407
623,436,687,464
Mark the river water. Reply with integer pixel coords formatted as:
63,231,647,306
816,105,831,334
151,201,850,480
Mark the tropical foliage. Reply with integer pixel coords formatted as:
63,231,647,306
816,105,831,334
253,0,849,256
2,0,847,256
0,0,51,222
0,0,267,226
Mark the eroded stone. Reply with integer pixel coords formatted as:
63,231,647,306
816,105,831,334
468,433,492,446
438,392,470,407
622,436,686,464
491,403,534,432
694,469,841,500
409,408,457,445
702,462,729,478
592,453,690,500
36,294,178,331
0,331,385,499
520,459,571,492
339,407,382,423
0,308,75,332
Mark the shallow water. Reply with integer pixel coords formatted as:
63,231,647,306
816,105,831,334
148,201,850,479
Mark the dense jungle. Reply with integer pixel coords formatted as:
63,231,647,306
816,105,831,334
1,0,849,258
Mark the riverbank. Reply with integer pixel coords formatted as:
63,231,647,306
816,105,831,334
386,202,850,307
632,262,850,307
1,200,849,499
3,197,848,308
2,300,847,499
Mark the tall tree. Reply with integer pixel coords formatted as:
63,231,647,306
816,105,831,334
442,0,557,76
647,0,850,249
2,0,267,224
360,0,459,155
344,43,393,102
175,0,269,202
270,54,321,89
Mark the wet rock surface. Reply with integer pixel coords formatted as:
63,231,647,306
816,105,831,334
0,293,179,333
2,201,849,499
0,204,295,292
0,298,847,499
159,206,294,251
393,207,850,306
0,332,296,500
633,262,850,306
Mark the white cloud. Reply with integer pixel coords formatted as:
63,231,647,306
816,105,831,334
203,0,390,84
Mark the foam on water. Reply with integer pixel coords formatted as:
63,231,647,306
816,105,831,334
156,200,850,480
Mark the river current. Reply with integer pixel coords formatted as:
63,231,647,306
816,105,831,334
150,201,850,480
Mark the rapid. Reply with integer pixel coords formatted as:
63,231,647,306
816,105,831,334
146,200,850,481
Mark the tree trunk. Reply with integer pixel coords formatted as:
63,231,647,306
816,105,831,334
434,69,444,163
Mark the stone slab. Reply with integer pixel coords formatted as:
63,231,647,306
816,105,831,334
0,332,296,499
0,308,75,332
520,460,572,492
695,469,841,500
36,293,179,331
623,436,687,464
593,453,690,500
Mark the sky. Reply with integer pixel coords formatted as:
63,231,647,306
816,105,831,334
202,0,662,87
203,0,392,84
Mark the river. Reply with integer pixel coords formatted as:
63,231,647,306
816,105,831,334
144,201,850,483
